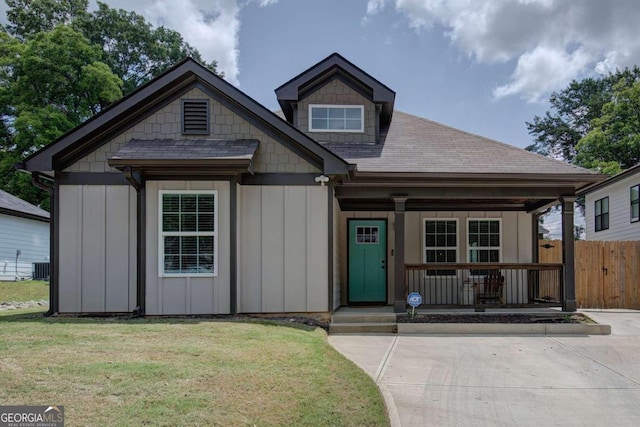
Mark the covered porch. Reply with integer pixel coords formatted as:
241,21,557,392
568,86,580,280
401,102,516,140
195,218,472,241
335,174,584,313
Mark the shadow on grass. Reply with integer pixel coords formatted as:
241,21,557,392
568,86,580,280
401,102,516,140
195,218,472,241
0,309,326,331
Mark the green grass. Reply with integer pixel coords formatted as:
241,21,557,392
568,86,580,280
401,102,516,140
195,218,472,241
0,280,49,302
0,311,389,426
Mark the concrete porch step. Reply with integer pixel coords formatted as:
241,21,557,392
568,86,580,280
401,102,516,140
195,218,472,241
330,313,397,324
329,322,397,334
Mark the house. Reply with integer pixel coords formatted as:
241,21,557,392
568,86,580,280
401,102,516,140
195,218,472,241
17,53,605,315
0,189,50,281
578,164,640,240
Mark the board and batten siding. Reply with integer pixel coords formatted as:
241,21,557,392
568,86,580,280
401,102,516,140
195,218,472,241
585,171,640,240
58,185,136,313
146,181,231,315
238,185,328,313
338,211,533,306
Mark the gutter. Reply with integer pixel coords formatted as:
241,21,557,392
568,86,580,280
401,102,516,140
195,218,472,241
28,170,57,317
123,167,145,317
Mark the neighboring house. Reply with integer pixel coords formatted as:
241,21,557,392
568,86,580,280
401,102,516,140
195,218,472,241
0,189,50,281
17,53,605,315
578,164,640,240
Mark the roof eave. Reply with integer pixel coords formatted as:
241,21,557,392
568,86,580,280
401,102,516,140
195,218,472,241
22,58,350,176
576,163,640,196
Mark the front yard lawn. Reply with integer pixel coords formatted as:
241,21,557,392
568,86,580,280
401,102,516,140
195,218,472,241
0,280,49,302
0,311,388,426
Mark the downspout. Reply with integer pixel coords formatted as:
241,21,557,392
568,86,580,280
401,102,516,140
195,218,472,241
123,167,145,316
31,172,56,316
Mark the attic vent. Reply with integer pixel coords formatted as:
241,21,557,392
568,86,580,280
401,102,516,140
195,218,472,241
182,100,209,134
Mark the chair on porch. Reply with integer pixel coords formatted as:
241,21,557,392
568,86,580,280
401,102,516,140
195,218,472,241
475,272,505,304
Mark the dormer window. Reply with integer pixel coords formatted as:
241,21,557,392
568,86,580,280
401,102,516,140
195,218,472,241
309,105,364,132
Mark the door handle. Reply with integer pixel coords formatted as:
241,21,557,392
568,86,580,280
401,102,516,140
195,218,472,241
381,260,385,269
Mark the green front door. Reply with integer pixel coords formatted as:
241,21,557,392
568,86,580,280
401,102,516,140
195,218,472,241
348,220,387,303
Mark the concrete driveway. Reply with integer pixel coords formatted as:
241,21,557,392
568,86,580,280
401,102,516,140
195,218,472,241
328,310,640,427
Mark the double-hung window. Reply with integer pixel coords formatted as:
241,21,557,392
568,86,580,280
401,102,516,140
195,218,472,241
631,185,639,223
309,105,364,132
424,219,457,276
159,191,217,276
467,219,501,275
595,197,609,232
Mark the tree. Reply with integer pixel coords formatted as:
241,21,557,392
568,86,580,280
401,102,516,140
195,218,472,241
5,0,89,40
1,0,221,208
0,26,122,209
575,78,640,174
526,67,640,164
75,2,219,94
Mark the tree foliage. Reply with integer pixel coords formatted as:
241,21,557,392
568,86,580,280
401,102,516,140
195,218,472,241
0,0,221,209
5,0,88,39
75,2,220,94
526,67,640,167
575,78,640,174
0,26,123,209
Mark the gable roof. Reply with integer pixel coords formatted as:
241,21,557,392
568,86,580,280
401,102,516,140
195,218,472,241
0,189,49,222
322,111,604,187
275,53,396,126
576,163,640,196
19,58,350,175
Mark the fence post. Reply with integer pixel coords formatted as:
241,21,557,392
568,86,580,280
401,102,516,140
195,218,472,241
561,197,577,312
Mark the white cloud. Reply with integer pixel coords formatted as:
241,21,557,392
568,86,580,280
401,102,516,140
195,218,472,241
368,0,640,101
493,46,591,102
366,0,388,15
91,0,278,86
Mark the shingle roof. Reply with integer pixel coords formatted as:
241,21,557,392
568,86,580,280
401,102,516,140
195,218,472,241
0,189,49,220
321,111,599,175
110,139,259,161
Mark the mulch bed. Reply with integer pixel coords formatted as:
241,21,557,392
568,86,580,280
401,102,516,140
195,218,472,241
397,313,592,324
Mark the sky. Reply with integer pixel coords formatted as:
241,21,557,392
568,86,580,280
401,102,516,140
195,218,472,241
3,0,640,150
2,0,640,236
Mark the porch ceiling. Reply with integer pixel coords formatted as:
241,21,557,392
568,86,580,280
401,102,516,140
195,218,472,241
335,184,572,212
337,198,556,212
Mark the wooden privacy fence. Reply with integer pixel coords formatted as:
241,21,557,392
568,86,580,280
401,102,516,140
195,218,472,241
539,239,640,309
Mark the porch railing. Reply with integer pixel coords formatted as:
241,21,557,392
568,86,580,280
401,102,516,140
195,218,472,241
404,263,563,307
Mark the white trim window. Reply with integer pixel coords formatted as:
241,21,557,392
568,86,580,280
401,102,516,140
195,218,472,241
424,219,458,276
631,185,639,223
467,219,501,275
309,104,364,132
159,190,218,277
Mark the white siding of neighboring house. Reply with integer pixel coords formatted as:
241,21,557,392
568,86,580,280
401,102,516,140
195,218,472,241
585,170,640,240
338,211,533,305
238,185,328,313
58,185,137,312
0,214,49,280
146,180,231,315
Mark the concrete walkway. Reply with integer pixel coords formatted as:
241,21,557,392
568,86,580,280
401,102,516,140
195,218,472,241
328,310,640,427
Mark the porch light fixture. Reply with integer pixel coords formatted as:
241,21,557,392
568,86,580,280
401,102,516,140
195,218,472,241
315,175,330,186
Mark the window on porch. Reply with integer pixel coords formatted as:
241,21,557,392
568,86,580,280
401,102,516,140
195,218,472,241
424,219,457,276
467,219,501,276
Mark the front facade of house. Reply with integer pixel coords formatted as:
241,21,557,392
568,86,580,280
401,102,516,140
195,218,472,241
0,190,50,281
20,54,604,315
579,165,640,241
